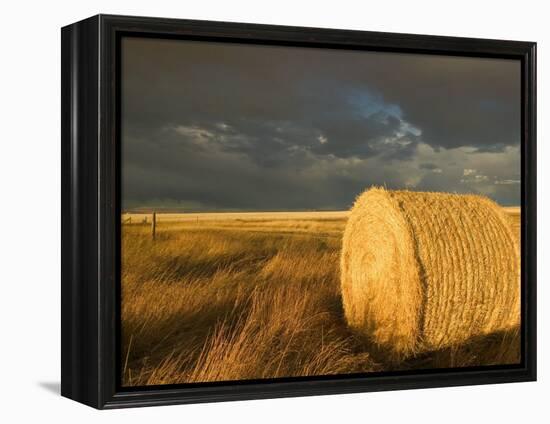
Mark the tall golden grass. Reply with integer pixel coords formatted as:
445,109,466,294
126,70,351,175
341,188,520,359
121,218,375,386
122,207,520,386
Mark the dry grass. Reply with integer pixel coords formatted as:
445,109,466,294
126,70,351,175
341,188,520,359
121,215,375,386
122,206,521,386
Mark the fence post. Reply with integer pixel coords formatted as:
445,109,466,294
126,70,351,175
151,211,157,240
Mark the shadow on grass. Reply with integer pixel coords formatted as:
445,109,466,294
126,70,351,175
353,327,520,371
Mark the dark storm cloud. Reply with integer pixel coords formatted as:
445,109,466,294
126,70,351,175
419,163,439,170
122,37,521,210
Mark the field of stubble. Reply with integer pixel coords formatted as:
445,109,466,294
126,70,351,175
121,208,521,386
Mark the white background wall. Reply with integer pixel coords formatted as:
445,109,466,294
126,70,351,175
0,0,546,421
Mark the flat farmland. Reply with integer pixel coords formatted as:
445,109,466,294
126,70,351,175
121,208,520,386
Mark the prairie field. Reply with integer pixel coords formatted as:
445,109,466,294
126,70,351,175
121,208,521,386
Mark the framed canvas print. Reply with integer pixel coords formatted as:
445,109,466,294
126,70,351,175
61,14,536,409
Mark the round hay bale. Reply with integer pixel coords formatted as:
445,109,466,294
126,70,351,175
340,188,520,359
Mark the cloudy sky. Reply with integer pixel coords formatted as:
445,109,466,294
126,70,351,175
121,37,521,211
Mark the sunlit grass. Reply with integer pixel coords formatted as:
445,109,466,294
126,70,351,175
121,210,520,386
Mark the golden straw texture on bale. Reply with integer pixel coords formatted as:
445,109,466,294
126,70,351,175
340,188,520,359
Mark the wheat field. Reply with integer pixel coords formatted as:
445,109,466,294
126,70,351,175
121,207,521,386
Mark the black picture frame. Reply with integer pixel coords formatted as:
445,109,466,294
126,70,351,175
61,14,537,409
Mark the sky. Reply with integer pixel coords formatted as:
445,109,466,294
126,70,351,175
121,37,521,211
